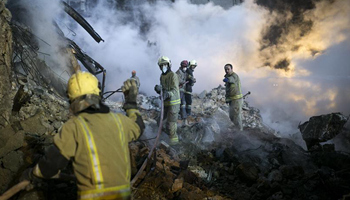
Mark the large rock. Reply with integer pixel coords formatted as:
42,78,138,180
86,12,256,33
0,167,12,193
0,130,25,158
299,112,348,150
2,150,24,172
0,1,14,128
235,162,259,185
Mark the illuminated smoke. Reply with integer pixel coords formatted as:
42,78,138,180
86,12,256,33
7,0,350,137
257,0,350,73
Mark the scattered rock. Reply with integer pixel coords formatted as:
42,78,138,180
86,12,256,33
299,112,349,150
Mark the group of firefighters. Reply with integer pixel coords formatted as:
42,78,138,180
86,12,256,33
17,56,244,200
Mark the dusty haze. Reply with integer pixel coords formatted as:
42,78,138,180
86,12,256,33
12,0,350,136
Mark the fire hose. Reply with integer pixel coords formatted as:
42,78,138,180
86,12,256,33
130,90,164,186
0,181,30,200
102,88,122,101
0,173,76,200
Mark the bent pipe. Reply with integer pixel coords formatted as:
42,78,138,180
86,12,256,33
61,1,104,43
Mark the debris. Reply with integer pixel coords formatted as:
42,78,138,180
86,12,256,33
299,112,349,150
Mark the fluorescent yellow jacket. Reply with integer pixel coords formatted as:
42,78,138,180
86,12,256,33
224,72,243,102
160,71,181,106
54,110,141,199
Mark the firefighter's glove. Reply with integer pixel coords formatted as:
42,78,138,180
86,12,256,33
19,168,44,191
163,91,171,100
122,79,138,110
223,77,229,83
154,85,162,94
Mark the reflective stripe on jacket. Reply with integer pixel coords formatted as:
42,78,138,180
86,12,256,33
160,71,180,106
225,72,243,102
79,184,130,200
54,112,141,197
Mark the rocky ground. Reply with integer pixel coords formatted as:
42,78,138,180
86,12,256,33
2,81,350,200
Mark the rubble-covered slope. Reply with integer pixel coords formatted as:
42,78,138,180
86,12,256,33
129,90,350,200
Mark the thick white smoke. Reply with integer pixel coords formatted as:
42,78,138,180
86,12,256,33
10,0,73,80
14,0,350,138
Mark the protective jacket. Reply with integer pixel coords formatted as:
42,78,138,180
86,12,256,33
224,72,243,103
160,71,180,106
185,68,195,94
176,68,187,92
32,104,144,200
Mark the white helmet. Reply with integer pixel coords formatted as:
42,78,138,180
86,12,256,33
158,56,171,67
189,60,197,67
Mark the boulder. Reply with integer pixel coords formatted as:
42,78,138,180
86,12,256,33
299,112,348,150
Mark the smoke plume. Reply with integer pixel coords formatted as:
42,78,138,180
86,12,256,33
8,0,350,138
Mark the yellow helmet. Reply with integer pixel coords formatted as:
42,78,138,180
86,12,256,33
158,56,171,67
189,60,197,67
67,71,100,101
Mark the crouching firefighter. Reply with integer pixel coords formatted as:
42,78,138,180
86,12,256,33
154,56,181,145
19,71,145,200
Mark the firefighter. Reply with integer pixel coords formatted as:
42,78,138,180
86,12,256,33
20,71,145,200
154,56,181,145
130,70,140,89
176,60,188,125
184,60,197,117
223,63,243,131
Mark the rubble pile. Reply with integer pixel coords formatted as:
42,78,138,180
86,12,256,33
299,112,349,151
130,91,350,200
0,83,70,194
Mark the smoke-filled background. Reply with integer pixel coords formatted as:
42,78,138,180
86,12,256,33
7,0,350,137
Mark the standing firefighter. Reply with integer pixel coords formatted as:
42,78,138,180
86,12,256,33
184,60,197,117
20,71,145,200
130,70,140,89
176,60,188,125
223,63,243,131
154,56,181,145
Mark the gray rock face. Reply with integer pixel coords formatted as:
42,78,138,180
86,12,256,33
235,162,259,184
299,112,349,150
2,150,24,173
0,1,14,128
0,131,25,158
0,167,12,193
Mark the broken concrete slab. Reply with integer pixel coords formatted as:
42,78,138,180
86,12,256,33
299,112,349,150
0,130,25,158
2,150,24,173
235,162,259,185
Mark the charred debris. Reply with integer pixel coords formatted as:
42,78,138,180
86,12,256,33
1,1,350,200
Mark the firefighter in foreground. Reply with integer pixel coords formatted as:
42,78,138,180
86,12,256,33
154,56,181,145
184,60,197,118
130,70,140,89
20,71,145,200
176,60,189,126
223,63,243,131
